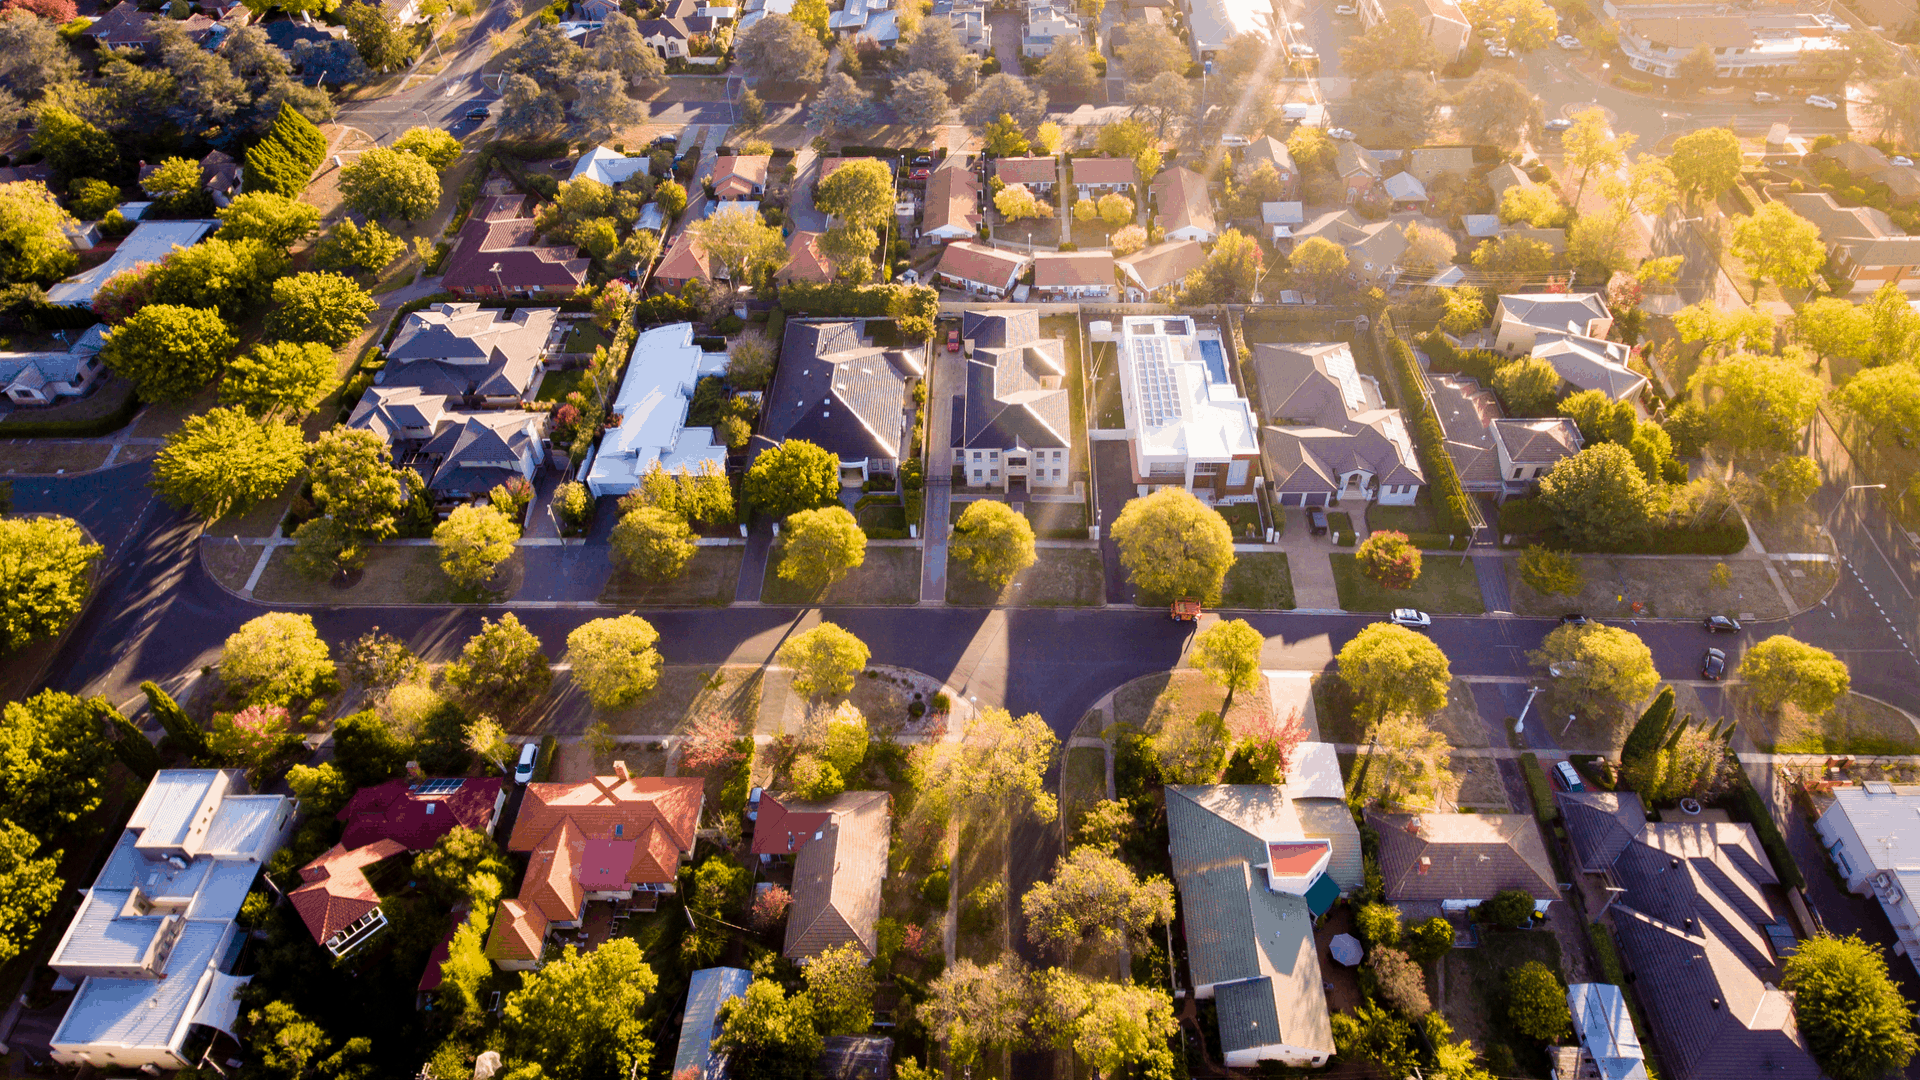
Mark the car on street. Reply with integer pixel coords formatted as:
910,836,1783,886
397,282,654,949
946,329,961,352
1390,608,1433,629
1334,3,1356,11
1701,647,1728,680
1327,127,1356,140
1703,615,1742,633
1289,43,1317,58
1560,613,1589,626
1545,117,1573,132
1220,134,1251,146
1486,44,1512,56
1752,91,1781,103
1806,94,1840,109
1555,760,1586,792
464,107,491,120
1555,34,1580,47
650,134,679,149
1896,156,1916,167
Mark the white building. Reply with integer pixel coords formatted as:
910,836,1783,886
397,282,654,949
1814,782,1920,975
581,322,729,498
1491,292,1614,354
569,145,653,186
1093,315,1260,502
1565,983,1651,1080
1185,0,1281,59
49,771,296,1071
45,219,219,307
1613,7,1847,79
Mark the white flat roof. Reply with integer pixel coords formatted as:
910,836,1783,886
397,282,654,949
51,921,230,1055
46,219,219,306
1117,316,1258,464
570,146,652,187
582,322,729,496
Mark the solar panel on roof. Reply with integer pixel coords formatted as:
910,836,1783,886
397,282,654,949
410,778,465,795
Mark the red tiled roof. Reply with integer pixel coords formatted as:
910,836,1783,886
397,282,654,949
711,155,770,199
995,156,1057,185
417,906,468,993
522,819,586,922
1072,157,1137,186
750,795,835,856
485,899,549,961
777,230,834,284
1267,840,1330,874
654,230,714,286
508,775,704,855
337,776,503,851
444,194,590,294
289,840,407,945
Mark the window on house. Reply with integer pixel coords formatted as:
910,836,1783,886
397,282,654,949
972,451,982,461
973,470,983,482
1513,468,1524,480
1052,469,1061,478
990,469,999,479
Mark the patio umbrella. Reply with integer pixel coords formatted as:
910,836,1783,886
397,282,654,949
1330,933,1363,966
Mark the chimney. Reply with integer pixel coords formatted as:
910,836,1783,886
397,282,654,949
405,761,423,779
613,760,630,781
1418,856,1432,874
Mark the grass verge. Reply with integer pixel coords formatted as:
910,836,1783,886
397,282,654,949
252,545,522,604
1220,551,1294,610
946,548,1103,606
761,545,921,606
1508,555,1783,620
1330,553,1485,613
600,547,743,606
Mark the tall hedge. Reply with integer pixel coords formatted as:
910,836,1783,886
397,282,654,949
141,679,207,758
245,103,328,198
1621,686,1676,767
1382,329,1474,537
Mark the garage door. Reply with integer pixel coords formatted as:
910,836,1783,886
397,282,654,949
1278,492,1303,507
1303,493,1329,507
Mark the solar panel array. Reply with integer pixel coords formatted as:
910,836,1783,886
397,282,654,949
1131,335,1184,427
410,778,465,795
1325,347,1367,413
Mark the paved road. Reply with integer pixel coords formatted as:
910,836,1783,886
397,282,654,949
334,0,516,145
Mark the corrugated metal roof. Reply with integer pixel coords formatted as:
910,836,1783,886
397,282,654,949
673,968,753,1077
127,771,229,852
202,795,288,858
51,922,230,1053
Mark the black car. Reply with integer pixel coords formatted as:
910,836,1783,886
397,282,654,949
1701,648,1727,680
651,134,680,149
1703,615,1742,633
1560,613,1589,626
464,107,491,120
1306,507,1329,536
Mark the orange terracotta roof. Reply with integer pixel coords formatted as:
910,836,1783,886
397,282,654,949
288,839,407,945
522,819,586,923
777,230,835,284
508,775,704,854
485,899,549,961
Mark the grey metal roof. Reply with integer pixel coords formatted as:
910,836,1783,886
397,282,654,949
1557,791,1646,873
50,892,168,968
127,770,232,852
1294,801,1363,892
1215,978,1285,1054
673,967,752,1077
51,921,231,1053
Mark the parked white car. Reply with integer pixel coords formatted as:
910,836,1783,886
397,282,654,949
1389,609,1433,629
1806,94,1840,110
1327,127,1356,140
1334,3,1356,11
1289,43,1317,58
1896,156,1915,167
1544,117,1573,132
1555,34,1580,47
1752,91,1780,103
1220,134,1251,146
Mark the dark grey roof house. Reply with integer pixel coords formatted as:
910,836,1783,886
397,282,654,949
1253,342,1425,509
1366,810,1559,910
381,303,555,403
953,309,1071,492
761,321,924,483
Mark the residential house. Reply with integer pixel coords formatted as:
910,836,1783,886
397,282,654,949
921,154,983,243
581,322,729,498
953,308,1072,490
1565,983,1651,1080
570,145,653,186
776,230,836,285
653,230,718,292
1365,810,1559,914
1813,782,1920,975
1812,142,1920,205
380,303,555,405
1556,789,1822,1080
820,1038,896,1080
1491,418,1582,497
995,156,1059,196
1486,162,1534,204
1492,292,1614,353
1092,315,1260,500
674,968,753,1080
1151,166,1218,243
1359,0,1470,58
1616,7,1846,79
84,1,218,48
139,151,242,207
710,155,771,200
1779,190,1920,292
1293,211,1407,286
1334,142,1382,199
338,775,506,850
1529,332,1648,401
934,241,1029,298
1115,239,1206,301
1183,0,1282,59
931,0,991,51
1252,342,1424,508
1262,202,1306,245
486,764,704,970
1023,0,1083,53
1071,156,1137,199
443,195,590,299
759,320,925,483
1383,172,1428,206
829,0,899,41
0,323,108,406
46,218,219,307
1242,136,1299,199
1032,250,1115,299
634,15,727,58
751,792,891,961
412,410,548,504
290,841,408,958
48,771,295,1070
1163,746,1358,1067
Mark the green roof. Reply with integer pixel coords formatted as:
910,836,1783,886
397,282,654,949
1303,871,1339,917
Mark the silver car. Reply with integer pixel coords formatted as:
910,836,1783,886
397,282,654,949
1389,608,1432,629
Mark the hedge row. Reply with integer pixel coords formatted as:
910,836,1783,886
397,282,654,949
1382,330,1475,537
245,102,327,198
1729,766,1804,889
1520,753,1559,824
1418,330,1502,386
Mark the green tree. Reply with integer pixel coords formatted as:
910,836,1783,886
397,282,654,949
216,191,322,249
503,939,659,1080
267,272,377,347
1355,529,1422,590
1536,443,1656,547
611,505,697,581
925,959,1033,1067
445,613,552,717
1506,961,1571,1040
0,516,102,651
1557,389,1636,446
1563,106,1633,208
1371,945,1430,1015
691,202,786,284
286,762,354,820
1337,622,1452,723
949,499,1037,587
1760,456,1821,509
222,612,336,706
1180,228,1263,305
1674,299,1776,355
1668,126,1742,205
339,146,441,223
1371,713,1457,810
412,826,510,907
0,690,115,836
912,707,1059,825
1452,68,1541,150
1781,933,1920,1080
566,616,663,709
1031,969,1179,1079
1355,901,1403,946
1190,618,1264,709
1110,488,1237,604
777,621,869,697
0,180,77,287
1739,635,1849,716
713,978,821,1080
31,105,117,182
1472,233,1556,290
778,506,867,590
307,427,413,539
1480,887,1536,927
341,0,416,69
142,680,208,760
1440,287,1489,335
803,943,876,1036
247,1001,370,1080
1730,202,1828,289
1340,4,1438,73
1517,544,1582,597
0,819,60,965
1501,184,1570,228
1149,708,1230,784
1626,420,1675,482
1333,1003,1418,1079
744,439,839,520
434,504,519,589
1403,915,1455,964
287,517,364,582
312,218,406,274
814,157,894,231
1288,235,1351,299
151,408,305,521
1839,364,1920,436
890,69,952,130
142,237,287,319
994,183,1053,223
392,126,462,170
1530,622,1660,720
221,341,333,418
981,113,1032,157
101,304,237,402
1689,352,1824,461
1020,846,1174,956
1859,280,1920,365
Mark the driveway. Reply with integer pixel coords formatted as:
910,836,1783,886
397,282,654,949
1091,440,1136,604
1272,508,1341,611
988,12,1024,76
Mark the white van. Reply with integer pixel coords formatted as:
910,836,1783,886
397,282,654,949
514,742,538,785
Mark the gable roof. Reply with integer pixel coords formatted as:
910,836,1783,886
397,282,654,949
46,218,220,307
1557,790,1648,873
1072,156,1137,186
656,229,715,284
1116,239,1206,293
674,968,753,1078
1335,141,1381,179
1253,342,1423,491
1152,167,1216,236
484,898,549,961
1367,810,1559,901
761,320,923,461
995,156,1058,185
1530,332,1647,400
338,777,502,851
289,840,406,945
1486,162,1534,201
923,154,983,236
955,310,1071,452
1492,417,1582,467
348,386,449,439
443,195,590,293
936,241,1028,288
1569,982,1651,1080
1295,211,1408,269
1812,139,1891,176
777,230,834,284
1244,136,1295,177
1498,292,1610,336
1033,250,1114,288
570,145,652,186
783,791,890,960
711,154,771,198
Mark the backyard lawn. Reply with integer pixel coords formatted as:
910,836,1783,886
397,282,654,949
561,323,613,355
1330,554,1485,613
1219,552,1294,610
1442,928,1564,1080
761,545,921,605
536,368,587,402
600,547,742,606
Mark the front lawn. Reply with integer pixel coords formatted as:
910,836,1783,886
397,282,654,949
576,663,762,737
1313,675,1488,747
1330,553,1485,613
1219,552,1294,610
760,544,921,605
1367,492,1438,534
1506,555,1786,620
1216,501,1262,539
253,545,520,604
